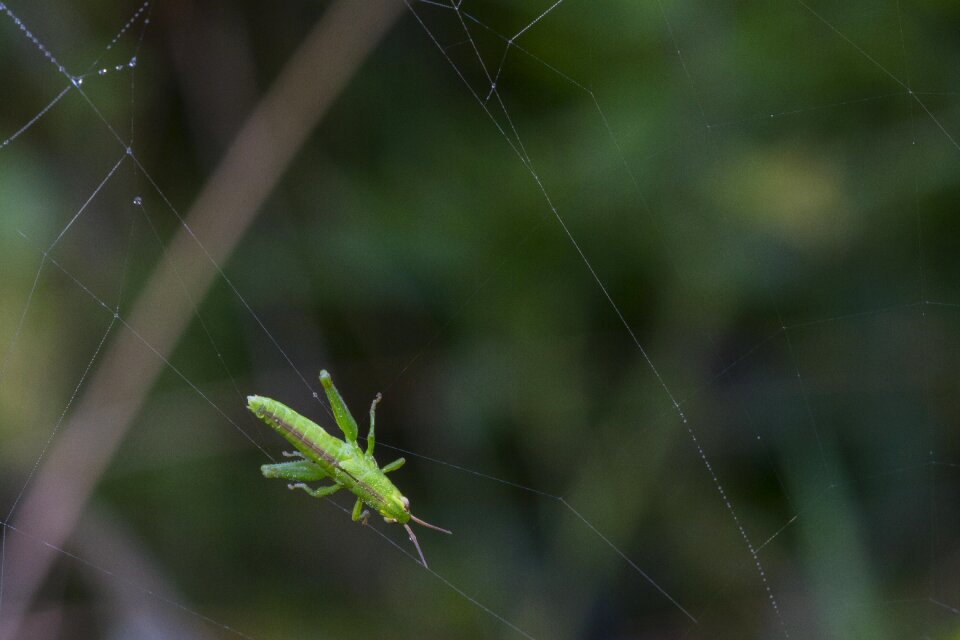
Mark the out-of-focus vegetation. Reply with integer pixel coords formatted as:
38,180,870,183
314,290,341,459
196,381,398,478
2,1,960,638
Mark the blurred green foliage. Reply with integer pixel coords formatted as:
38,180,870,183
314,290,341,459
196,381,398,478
2,0,960,638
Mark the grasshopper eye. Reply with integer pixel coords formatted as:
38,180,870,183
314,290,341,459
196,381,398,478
401,496,410,511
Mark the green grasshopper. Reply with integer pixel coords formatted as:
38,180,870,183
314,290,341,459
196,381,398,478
247,370,451,567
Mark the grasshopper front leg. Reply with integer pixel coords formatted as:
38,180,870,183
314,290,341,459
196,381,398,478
381,457,405,473
352,497,370,525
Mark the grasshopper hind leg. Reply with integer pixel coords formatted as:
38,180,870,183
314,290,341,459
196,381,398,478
261,460,327,482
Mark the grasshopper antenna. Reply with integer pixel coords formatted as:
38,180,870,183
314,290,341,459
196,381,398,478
409,514,453,535
404,524,429,568
404,516,452,568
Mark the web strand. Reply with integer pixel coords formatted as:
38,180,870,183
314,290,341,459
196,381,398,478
2,0,959,637
15,231,276,461
0,5,563,636
17,228,699,629
0,519,260,640
5,11,701,630
792,0,959,152
0,154,126,387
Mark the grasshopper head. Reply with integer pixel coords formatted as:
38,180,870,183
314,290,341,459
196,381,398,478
384,495,452,569
382,494,412,524
382,495,450,535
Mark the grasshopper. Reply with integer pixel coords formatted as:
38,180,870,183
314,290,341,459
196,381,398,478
248,370,451,567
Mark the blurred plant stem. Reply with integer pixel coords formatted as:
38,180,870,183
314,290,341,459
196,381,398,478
0,2,403,638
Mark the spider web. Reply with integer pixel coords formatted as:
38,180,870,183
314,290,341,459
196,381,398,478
1,0,959,638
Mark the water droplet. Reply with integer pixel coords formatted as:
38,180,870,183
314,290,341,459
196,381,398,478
128,56,137,68
133,196,143,206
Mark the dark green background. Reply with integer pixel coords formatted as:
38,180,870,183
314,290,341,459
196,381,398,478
2,1,960,638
